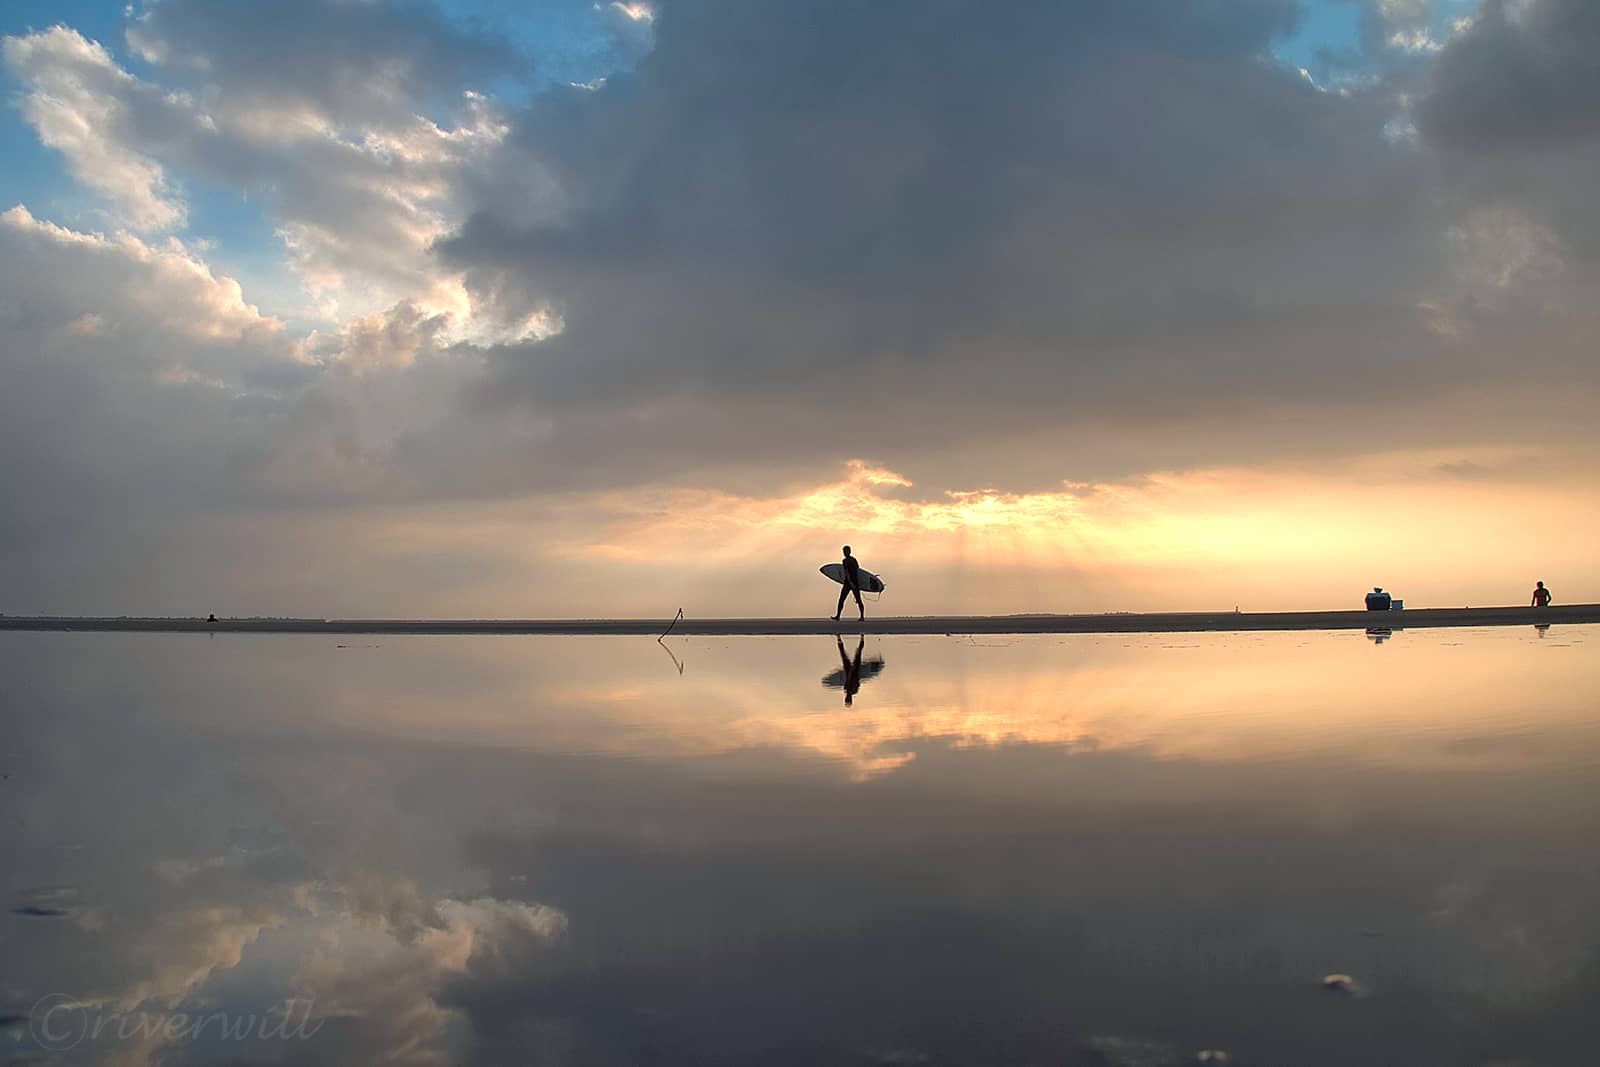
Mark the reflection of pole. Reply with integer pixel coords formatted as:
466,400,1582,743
657,637,684,675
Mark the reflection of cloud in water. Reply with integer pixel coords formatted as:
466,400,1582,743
118,902,289,1010
3,629,1598,1064
295,888,566,1067
166,630,1600,780
6,871,566,1066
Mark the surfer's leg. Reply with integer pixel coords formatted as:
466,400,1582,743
833,584,848,620
853,586,864,619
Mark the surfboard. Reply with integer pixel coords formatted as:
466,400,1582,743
820,562,885,594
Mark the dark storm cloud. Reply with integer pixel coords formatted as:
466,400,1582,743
440,0,1443,444
1416,0,1600,264
1418,0,1600,152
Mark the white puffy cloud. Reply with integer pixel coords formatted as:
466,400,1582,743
3,27,195,230
0,202,488,571
3,17,518,320
0,203,292,356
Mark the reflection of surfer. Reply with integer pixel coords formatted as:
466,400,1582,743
832,545,865,622
821,638,885,699
837,635,864,706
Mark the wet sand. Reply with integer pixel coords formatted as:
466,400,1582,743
1,604,1593,636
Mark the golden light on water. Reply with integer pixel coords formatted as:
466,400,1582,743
232,629,1600,783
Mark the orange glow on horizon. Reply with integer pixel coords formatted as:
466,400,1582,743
196,447,1599,619
522,450,1600,615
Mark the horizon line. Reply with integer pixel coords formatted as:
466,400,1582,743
1,604,1594,637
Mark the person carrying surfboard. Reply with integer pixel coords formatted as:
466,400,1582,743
832,545,865,622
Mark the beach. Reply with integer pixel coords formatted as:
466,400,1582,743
2,603,1593,636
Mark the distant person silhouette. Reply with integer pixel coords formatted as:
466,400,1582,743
832,545,865,622
1531,581,1552,608
837,635,864,706
1364,587,1391,611
207,613,217,623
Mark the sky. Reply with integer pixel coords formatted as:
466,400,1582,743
0,0,1596,618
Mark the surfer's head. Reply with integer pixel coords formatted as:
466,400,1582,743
842,545,851,556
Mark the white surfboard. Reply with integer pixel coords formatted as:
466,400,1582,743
820,562,885,594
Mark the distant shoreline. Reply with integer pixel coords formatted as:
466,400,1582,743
1,605,1594,636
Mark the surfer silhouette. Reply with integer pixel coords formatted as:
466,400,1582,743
1531,581,1552,607
837,635,864,706
832,545,865,622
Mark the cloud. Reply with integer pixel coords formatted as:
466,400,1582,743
0,205,293,545
1418,0,1600,151
1417,0,1600,264
3,27,196,230
326,300,455,372
0,204,290,354
0,205,306,545
0,204,497,574
125,0,526,131
420,0,1599,505
2,0,1599,614
432,0,1517,491
4,18,518,315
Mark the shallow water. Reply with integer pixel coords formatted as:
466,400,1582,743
1,625,1596,1066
